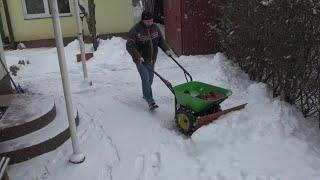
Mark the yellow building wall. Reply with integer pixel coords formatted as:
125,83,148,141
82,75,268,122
0,0,133,42
95,0,134,34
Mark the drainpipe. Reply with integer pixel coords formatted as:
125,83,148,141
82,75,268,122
73,0,88,80
0,34,14,94
0,34,6,67
48,0,85,164
2,0,16,49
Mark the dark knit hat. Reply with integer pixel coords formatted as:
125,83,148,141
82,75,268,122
141,10,153,20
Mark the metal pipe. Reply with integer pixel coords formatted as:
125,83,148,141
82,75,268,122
0,158,9,178
2,0,16,49
0,57,18,92
74,0,88,80
145,65,175,94
167,54,193,82
49,0,85,164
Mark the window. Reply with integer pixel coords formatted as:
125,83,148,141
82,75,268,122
57,0,71,13
22,0,72,19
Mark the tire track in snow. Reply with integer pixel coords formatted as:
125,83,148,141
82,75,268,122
95,108,121,162
133,152,162,180
77,102,121,180
78,102,121,162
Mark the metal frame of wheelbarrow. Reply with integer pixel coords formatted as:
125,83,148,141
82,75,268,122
146,54,247,136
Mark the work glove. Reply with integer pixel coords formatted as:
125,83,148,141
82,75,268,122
165,50,172,56
135,57,144,64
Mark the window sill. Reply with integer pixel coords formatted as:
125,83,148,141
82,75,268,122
24,13,72,20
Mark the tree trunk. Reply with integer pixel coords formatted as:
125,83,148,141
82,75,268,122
88,0,98,51
142,0,154,13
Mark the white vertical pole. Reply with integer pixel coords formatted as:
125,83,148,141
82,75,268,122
73,0,88,80
49,0,85,164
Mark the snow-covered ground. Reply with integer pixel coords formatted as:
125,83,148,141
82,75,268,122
4,37,320,180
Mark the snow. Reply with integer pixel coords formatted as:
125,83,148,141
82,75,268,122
0,94,54,128
4,37,320,180
261,0,273,6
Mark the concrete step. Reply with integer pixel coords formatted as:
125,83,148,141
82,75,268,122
0,98,79,164
0,94,56,142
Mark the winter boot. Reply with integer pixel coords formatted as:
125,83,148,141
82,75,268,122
148,101,159,111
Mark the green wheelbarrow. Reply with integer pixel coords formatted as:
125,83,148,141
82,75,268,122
148,54,247,136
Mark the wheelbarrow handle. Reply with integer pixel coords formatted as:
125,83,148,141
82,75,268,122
167,54,193,82
145,65,175,95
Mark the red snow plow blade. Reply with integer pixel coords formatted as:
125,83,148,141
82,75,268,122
195,103,247,130
176,103,247,135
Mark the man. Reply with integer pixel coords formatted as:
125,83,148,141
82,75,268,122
126,10,171,110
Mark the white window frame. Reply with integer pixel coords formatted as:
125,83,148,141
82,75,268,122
21,0,73,20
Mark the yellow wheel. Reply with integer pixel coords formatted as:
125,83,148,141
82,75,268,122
175,107,196,136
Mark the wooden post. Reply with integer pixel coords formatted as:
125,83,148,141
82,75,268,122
2,171,9,180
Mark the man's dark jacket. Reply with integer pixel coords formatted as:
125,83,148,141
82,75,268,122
126,22,170,64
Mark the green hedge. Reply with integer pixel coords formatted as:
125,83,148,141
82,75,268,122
216,0,320,121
